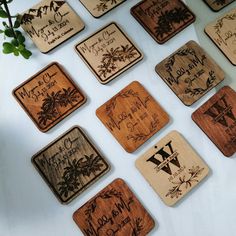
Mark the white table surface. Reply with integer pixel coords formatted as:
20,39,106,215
0,1,236,236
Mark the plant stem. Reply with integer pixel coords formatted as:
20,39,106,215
2,0,17,39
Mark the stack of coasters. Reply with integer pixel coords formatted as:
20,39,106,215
131,0,196,44
13,62,86,132
156,41,224,106
75,23,143,84
192,86,236,157
79,0,126,18
21,0,85,53
203,0,235,12
73,178,155,235
205,8,236,65
96,81,169,153
136,131,209,206
32,126,110,204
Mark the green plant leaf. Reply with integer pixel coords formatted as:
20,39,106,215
13,49,19,56
18,44,25,51
2,21,8,28
14,20,20,28
20,48,32,59
2,42,15,54
11,38,18,46
0,29,3,34
4,28,14,37
17,34,25,44
0,9,8,18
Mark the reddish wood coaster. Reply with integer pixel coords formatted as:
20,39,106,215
32,126,110,204
203,0,234,12
13,62,86,132
73,178,155,235
192,86,236,157
96,81,169,153
131,0,196,44
156,41,224,106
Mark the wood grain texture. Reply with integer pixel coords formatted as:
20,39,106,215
203,0,235,12
131,0,196,44
32,126,110,204
96,81,169,153
13,62,86,132
21,0,85,53
155,40,225,106
79,0,126,18
136,131,209,206
73,178,155,236
75,22,143,84
192,86,236,157
205,8,236,65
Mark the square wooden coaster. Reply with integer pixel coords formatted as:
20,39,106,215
13,62,86,132
21,0,85,53
203,0,234,12
155,41,225,106
96,81,169,153
32,126,110,204
131,0,196,44
73,178,155,235
205,8,236,65
79,0,126,18
192,86,236,157
75,22,143,84
136,131,209,206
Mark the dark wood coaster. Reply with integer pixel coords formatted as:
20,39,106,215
96,81,169,153
32,126,110,204
21,0,85,53
131,0,196,44
73,178,155,235
13,62,86,132
155,40,225,106
205,8,236,65
136,131,209,206
192,86,236,157
79,0,126,18
203,0,235,12
75,22,143,84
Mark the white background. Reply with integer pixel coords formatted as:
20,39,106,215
0,0,236,236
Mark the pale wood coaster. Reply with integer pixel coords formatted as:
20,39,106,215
79,0,126,18
136,131,209,206
155,40,225,106
32,126,110,204
131,0,196,44
203,0,235,12
21,0,85,53
96,81,169,153
73,178,155,235
192,86,236,157
75,22,143,84
205,8,236,65
13,62,86,132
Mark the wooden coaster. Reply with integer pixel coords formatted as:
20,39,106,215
13,62,86,132
136,131,209,206
21,0,85,53
32,126,110,204
75,22,143,84
73,178,155,235
192,86,236,157
203,0,234,12
79,0,126,18
205,8,236,65
96,81,169,153
131,0,196,44
155,41,225,106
